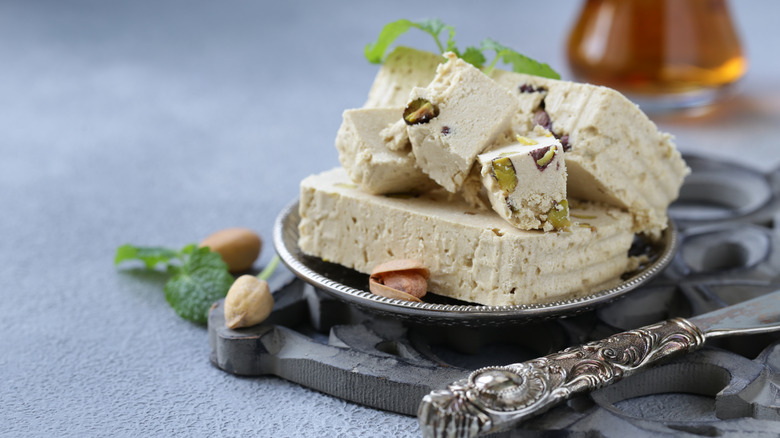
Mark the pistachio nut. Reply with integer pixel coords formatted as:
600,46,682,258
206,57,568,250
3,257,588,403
403,98,439,125
491,157,517,194
547,200,572,231
515,135,538,146
535,145,557,169
200,227,262,273
369,259,430,302
224,275,274,329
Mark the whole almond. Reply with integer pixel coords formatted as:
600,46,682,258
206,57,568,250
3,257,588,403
200,227,262,273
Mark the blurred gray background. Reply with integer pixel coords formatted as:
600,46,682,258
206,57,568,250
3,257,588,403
1,1,778,436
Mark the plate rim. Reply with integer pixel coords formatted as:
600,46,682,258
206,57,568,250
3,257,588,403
273,199,678,323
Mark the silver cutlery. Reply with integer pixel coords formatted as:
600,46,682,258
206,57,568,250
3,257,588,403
418,290,780,438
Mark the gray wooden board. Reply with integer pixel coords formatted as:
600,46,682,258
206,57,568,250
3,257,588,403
208,282,780,435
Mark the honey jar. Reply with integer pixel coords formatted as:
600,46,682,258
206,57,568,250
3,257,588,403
567,0,747,111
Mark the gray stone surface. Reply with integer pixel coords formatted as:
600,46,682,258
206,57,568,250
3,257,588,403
1,1,779,437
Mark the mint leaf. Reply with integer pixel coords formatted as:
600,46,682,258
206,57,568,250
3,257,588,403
365,19,415,64
178,243,197,256
115,242,238,324
414,18,446,37
365,18,455,64
163,246,234,324
366,19,560,80
460,46,486,69
115,244,180,270
414,18,454,53
444,26,457,53
481,38,560,79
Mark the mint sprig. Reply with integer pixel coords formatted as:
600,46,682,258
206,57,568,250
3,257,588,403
459,46,487,69
116,243,238,324
162,245,234,324
116,243,231,323
116,242,281,324
480,38,560,79
114,245,180,270
365,18,560,79
365,18,456,64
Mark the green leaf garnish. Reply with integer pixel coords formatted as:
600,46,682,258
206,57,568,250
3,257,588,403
365,18,455,64
480,38,560,79
365,19,560,79
163,246,234,324
114,244,179,270
460,46,486,69
116,243,232,324
365,19,414,63
116,242,281,325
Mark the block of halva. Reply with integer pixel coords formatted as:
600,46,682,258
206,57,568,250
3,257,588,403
335,107,435,195
298,168,635,306
477,129,569,231
490,70,689,238
364,46,443,109
406,53,518,193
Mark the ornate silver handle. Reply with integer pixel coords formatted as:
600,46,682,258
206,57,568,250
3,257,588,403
417,318,707,438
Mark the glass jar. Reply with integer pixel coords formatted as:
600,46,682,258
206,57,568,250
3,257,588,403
567,0,747,112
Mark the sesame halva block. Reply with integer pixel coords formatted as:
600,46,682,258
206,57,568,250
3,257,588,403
298,167,634,306
406,53,518,193
490,70,689,238
335,107,435,195
478,131,568,231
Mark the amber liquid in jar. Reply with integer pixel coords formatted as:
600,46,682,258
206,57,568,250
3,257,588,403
567,0,747,110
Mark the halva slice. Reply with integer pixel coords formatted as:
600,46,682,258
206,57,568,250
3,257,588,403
406,53,518,193
478,130,568,231
490,70,689,238
298,168,635,306
335,107,435,195
364,46,443,109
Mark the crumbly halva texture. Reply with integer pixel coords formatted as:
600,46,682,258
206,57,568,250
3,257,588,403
407,53,518,193
299,168,635,306
490,70,689,238
335,107,436,195
478,130,567,231
364,46,443,109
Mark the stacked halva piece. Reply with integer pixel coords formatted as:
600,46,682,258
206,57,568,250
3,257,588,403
299,48,688,306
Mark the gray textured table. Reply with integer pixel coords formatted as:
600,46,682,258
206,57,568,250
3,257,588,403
2,1,779,437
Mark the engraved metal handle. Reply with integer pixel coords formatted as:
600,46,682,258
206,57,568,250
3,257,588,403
417,318,707,438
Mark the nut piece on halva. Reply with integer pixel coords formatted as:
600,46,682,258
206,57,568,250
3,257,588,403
478,130,569,231
364,46,443,109
406,52,519,193
490,70,689,238
335,107,436,195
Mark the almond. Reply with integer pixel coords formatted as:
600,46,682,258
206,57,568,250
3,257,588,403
200,227,262,273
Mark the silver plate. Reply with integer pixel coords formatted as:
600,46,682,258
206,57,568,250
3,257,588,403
274,200,678,326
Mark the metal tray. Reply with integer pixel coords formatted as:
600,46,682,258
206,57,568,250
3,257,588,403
273,200,678,326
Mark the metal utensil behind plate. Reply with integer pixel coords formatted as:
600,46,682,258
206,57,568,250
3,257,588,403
273,200,678,326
